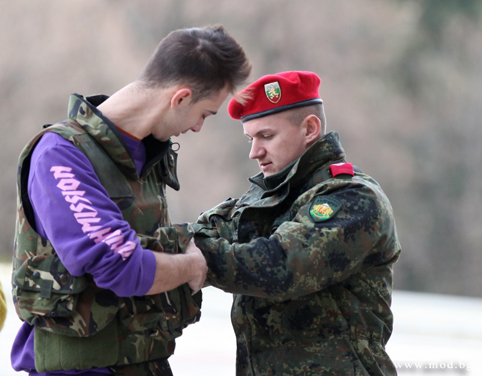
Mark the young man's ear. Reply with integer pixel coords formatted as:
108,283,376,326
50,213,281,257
170,88,192,109
303,115,322,145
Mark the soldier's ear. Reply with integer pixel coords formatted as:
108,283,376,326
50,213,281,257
171,88,192,109
303,115,321,145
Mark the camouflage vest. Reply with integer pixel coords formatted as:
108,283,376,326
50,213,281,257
12,94,201,372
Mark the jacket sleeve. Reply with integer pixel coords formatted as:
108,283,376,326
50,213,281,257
195,181,400,302
195,197,238,242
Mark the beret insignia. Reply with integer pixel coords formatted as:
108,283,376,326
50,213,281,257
264,81,281,104
309,196,342,222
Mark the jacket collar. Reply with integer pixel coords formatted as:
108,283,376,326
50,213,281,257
249,131,346,193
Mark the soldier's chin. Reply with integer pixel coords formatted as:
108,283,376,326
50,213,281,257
260,163,275,176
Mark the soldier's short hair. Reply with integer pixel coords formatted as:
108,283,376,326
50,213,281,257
138,25,251,102
283,103,327,135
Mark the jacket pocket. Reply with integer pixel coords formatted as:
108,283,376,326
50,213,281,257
13,254,120,337
13,255,87,323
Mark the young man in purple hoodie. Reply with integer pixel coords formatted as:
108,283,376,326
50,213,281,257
11,25,251,376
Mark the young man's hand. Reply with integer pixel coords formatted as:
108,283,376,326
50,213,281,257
185,239,207,294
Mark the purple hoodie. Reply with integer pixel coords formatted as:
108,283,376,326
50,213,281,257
12,131,156,375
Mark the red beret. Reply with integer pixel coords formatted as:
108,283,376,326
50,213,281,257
228,71,323,123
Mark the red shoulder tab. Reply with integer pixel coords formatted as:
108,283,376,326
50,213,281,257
329,162,354,177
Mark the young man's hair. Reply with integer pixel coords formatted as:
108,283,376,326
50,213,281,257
284,103,327,135
138,25,251,102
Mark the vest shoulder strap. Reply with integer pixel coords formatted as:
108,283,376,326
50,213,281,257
46,122,132,198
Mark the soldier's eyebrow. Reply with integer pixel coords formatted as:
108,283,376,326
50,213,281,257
244,127,274,138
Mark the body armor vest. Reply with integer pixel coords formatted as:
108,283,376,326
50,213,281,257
12,119,201,372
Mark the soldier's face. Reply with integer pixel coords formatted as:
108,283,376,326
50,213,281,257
243,113,310,177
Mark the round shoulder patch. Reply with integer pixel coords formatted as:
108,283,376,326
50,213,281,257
309,196,342,222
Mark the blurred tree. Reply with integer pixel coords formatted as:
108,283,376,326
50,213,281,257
391,0,482,295
419,0,482,42
1,0,481,298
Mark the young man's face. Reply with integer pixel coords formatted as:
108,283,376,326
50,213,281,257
169,87,230,138
243,112,310,177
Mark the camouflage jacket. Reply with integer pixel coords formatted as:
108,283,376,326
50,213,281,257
12,94,201,372
194,132,401,375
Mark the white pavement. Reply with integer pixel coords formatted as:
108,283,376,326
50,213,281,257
1,262,481,375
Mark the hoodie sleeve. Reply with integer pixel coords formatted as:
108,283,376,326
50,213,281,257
28,132,156,297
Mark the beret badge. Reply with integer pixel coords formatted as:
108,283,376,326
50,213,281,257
264,81,281,104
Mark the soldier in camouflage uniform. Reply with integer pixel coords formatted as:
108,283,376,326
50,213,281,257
11,26,251,376
192,71,401,375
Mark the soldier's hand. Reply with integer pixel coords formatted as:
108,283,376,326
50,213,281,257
185,239,207,294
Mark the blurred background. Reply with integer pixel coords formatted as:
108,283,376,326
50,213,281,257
0,0,481,375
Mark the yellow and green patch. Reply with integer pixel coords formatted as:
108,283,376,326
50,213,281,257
309,196,342,222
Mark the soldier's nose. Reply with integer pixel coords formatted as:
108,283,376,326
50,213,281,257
249,142,264,160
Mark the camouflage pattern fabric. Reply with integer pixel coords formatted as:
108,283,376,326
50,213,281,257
12,94,201,373
192,132,401,375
